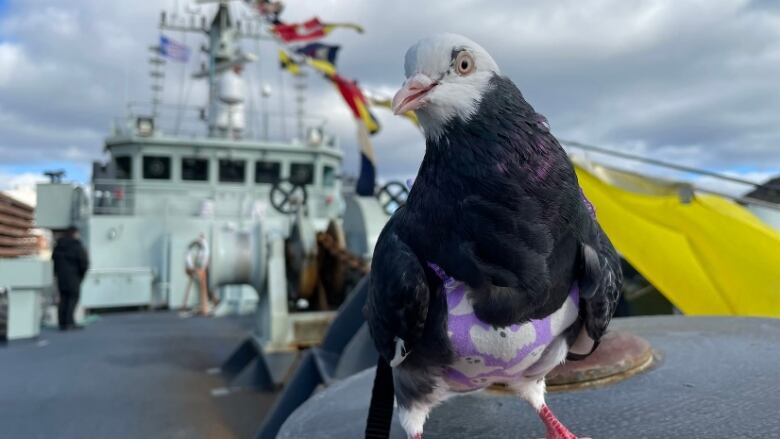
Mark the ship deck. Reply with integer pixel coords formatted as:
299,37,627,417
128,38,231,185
0,311,275,438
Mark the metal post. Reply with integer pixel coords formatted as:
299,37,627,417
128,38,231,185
261,83,271,141
263,111,270,141
0,287,8,344
294,73,307,141
279,67,288,141
173,27,188,135
207,21,218,137
148,50,165,119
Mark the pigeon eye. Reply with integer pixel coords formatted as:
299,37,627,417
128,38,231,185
455,52,475,76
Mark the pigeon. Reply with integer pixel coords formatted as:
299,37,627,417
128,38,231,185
364,34,622,439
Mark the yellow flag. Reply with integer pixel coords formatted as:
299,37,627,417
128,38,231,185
305,58,337,77
278,50,302,76
574,160,780,317
367,95,420,126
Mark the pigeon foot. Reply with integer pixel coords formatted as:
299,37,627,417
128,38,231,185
538,405,581,439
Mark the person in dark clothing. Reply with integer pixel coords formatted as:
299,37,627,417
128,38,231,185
52,226,89,330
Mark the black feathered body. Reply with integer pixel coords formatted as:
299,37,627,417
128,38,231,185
365,74,621,407
403,76,584,327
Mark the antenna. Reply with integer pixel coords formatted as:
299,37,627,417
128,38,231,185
44,170,66,184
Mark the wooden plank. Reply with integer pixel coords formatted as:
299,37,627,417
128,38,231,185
0,212,32,229
0,192,33,212
0,247,38,258
0,202,34,221
0,236,37,247
0,224,29,238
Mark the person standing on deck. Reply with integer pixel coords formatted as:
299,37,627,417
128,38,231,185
52,226,89,331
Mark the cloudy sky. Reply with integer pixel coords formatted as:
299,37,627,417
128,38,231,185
1,0,779,204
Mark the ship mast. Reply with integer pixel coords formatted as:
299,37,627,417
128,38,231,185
159,0,269,138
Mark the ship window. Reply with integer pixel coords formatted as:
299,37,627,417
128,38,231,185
218,159,246,183
142,155,171,180
255,161,280,184
115,156,132,180
182,157,209,181
322,166,336,188
290,163,314,185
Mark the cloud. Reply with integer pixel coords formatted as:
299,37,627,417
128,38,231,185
0,0,778,188
0,171,46,206
0,42,24,85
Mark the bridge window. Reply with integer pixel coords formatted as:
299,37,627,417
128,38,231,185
290,163,314,185
143,155,171,180
182,157,209,181
115,156,132,180
255,161,280,184
219,159,246,183
322,166,336,188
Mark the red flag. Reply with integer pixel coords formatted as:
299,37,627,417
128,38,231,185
271,17,363,43
330,74,380,135
272,18,327,42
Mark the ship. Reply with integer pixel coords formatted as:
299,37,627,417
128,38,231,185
2,2,780,438
7,0,401,367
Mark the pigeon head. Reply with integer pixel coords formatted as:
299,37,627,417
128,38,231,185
392,33,500,140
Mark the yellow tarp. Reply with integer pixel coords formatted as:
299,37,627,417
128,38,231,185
574,163,780,316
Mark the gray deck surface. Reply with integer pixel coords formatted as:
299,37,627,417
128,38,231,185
279,316,780,439
0,311,275,439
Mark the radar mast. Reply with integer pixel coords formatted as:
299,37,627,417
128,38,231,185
159,0,269,138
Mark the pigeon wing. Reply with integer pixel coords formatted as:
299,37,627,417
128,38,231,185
365,211,431,364
572,218,623,357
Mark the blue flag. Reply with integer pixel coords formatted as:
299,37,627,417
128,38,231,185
295,43,340,66
159,35,190,62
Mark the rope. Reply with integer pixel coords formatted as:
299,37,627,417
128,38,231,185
316,231,369,275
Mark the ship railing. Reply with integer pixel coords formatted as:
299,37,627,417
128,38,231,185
563,140,780,211
112,102,336,146
92,180,136,216
90,178,339,219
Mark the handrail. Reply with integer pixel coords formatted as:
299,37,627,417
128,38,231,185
562,140,780,193
115,101,334,144
563,140,780,212
124,101,330,126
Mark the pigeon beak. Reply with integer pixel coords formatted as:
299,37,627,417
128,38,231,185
392,73,437,115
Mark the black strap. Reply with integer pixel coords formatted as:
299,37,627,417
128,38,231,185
365,356,395,438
